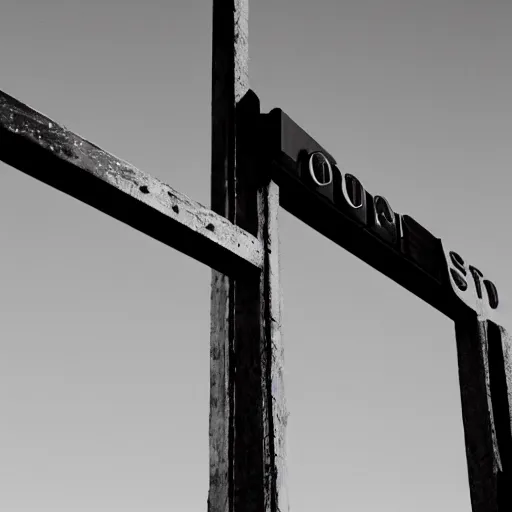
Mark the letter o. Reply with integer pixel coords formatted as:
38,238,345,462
308,152,332,187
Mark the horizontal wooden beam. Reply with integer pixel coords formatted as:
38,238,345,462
269,157,458,317
260,108,504,323
0,90,263,277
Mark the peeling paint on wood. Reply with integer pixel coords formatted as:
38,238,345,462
0,89,263,277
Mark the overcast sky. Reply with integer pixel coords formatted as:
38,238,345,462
1,0,511,510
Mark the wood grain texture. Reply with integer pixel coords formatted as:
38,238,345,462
454,309,502,512
498,326,512,448
488,323,512,510
209,0,287,510
259,180,288,512
209,0,251,510
0,90,263,277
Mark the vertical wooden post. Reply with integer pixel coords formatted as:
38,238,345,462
259,179,288,512
454,308,503,511
487,322,512,510
209,1,288,511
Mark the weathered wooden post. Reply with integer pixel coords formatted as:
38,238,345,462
209,1,288,511
454,311,512,511
454,310,502,510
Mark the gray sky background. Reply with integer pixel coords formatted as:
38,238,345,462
0,0,511,510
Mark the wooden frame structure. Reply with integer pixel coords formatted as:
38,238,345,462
0,1,511,511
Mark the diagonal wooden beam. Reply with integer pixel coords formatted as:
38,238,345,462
0,90,263,277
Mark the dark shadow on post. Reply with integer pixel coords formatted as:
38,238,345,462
454,308,500,512
487,321,512,511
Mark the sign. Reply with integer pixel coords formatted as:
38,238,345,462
260,107,502,323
